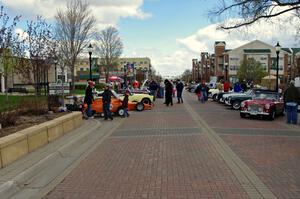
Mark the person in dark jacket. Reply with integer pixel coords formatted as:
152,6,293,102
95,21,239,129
197,81,207,103
102,84,113,120
121,90,130,118
84,80,95,119
164,79,173,106
149,80,159,101
176,79,184,103
283,80,300,124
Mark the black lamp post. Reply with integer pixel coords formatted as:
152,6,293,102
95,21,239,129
54,56,58,82
224,62,228,81
124,63,129,88
275,41,281,93
88,43,93,81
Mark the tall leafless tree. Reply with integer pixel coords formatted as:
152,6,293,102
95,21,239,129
0,6,21,101
55,0,96,90
209,0,300,30
96,26,123,83
13,16,54,97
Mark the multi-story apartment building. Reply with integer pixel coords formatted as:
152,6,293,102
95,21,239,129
193,40,300,85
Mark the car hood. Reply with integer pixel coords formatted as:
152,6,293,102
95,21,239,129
246,99,274,106
223,92,245,98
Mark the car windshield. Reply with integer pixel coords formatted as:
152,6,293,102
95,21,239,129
254,92,278,100
111,90,120,99
245,89,253,95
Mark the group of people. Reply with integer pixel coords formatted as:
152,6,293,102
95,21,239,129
84,81,116,120
148,79,184,106
84,80,131,120
194,81,209,103
84,77,300,125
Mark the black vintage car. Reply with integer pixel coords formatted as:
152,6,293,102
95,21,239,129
216,91,230,102
225,89,275,110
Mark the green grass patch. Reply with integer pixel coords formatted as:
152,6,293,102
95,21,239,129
0,95,47,112
73,89,85,95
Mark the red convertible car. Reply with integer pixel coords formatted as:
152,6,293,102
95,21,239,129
240,91,284,120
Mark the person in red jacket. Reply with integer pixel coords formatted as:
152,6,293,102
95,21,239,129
223,80,230,92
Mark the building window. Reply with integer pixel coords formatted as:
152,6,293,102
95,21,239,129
261,63,267,70
230,65,239,70
80,68,84,71
260,57,267,61
230,58,239,61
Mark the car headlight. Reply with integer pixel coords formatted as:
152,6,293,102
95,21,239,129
265,104,270,109
241,101,245,107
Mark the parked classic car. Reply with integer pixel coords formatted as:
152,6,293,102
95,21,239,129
240,91,284,120
95,90,154,105
186,83,199,93
224,89,254,110
208,88,220,100
84,90,152,116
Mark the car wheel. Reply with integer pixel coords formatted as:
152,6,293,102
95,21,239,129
117,107,125,116
136,102,144,111
141,98,151,105
240,112,246,118
268,110,275,120
232,101,241,110
212,94,217,101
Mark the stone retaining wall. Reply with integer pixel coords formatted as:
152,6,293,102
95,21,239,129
0,112,83,168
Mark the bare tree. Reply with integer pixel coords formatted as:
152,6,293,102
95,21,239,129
181,69,192,83
53,41,70,107
209,0,300,30
96,26,123,83
14,16,54,96
0,6,21,101
55,0,96,90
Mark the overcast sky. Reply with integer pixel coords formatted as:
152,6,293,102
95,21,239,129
1,0,299,77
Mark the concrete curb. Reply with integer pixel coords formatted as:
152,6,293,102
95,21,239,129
0,119,103,199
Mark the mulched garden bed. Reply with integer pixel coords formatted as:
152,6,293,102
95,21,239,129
0,112,70,138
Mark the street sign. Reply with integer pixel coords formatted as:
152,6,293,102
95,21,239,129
49,82,70,95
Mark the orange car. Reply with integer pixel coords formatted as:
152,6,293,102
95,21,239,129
84,90,152,116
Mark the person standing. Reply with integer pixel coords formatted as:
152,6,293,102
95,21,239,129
234,81,242,92
121,90,130,118
176,79,184,103
283,80,300,124
223,80,230,92
149,80,158,101
199,81,207,103
102,84,113,120
84,80,95,119
164,79,173,106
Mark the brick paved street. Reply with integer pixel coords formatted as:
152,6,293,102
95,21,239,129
44,91,300,199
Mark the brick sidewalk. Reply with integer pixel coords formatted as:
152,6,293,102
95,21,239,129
44,92,288,199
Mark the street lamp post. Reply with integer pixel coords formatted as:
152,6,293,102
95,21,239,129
288,64,291,82
88,43,93,81
54,56,58,82
124,63,129,88
275,42,281,93
224,62,228,81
